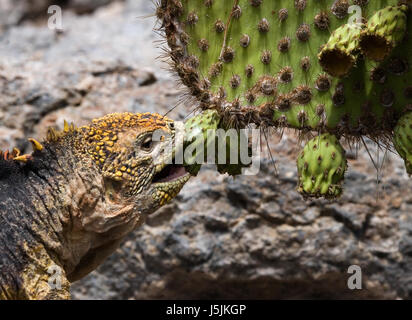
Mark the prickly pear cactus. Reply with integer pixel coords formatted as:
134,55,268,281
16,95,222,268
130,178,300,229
297,133,347,199
157,0,412,199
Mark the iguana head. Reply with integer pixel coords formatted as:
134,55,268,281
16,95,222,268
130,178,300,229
75,112,190,214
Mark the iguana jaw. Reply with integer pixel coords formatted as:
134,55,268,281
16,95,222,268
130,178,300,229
152,164,188,183
152,167,190,206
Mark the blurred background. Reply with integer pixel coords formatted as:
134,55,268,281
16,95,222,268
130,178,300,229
1,0,412,299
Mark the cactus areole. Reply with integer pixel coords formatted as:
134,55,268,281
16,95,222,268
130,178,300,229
157,0,412,199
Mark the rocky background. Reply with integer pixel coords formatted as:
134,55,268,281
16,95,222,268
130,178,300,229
1,0,412,299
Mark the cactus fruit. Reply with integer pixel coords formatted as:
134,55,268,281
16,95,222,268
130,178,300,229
359,5,408,62
297,133,347,199
393,112,412,174
157,0,412,198
183,109,220,175
183,109,252,176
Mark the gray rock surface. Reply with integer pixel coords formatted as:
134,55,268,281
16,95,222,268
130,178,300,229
1,0,412,299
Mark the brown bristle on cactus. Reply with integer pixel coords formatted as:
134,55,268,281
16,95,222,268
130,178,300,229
278,37,291,53
278,8,288,22
300,56,310,72
354,0,370,7
295,0,307,12
331,0,349,19
316,74,331,92
278,66,293,83
387,57,409,75
314,11,330,30
250,0,262,7
296,23,311,42
239,34,250,48
276,93,293,111
245,64,254,78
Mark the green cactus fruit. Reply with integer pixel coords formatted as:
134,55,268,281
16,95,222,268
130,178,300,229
184,109,220,175
360,5,408,62
297,133,347,199
183,109,252,176
318,23,364,78
393,111,412,174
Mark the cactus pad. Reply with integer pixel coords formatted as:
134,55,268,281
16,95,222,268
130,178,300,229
297,133,347,198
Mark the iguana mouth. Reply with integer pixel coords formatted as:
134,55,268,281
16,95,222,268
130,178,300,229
152,164,188,183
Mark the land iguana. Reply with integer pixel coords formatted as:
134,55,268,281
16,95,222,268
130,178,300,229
0,112,190,299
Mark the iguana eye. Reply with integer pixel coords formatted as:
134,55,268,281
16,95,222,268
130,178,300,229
141,135,153,151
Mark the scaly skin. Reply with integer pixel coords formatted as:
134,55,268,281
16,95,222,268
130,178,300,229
0,112,190,299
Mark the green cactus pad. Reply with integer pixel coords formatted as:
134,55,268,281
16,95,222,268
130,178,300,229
158,0,411,135
360,5,408,62
393,111,412,174
297,133,347,199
